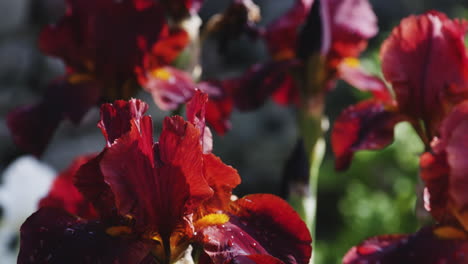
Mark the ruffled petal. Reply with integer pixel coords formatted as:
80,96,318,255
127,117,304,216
7,76,100,156
332,100,403,170
199,194,311,264
426,101,468,230
197,81,234,135
186,90,213,153
380,11,468,135
140,66,197,111
338,59,392,103
202,154,241,212
343,227,468,264
39,156,97,219
18,207,152,264
98,100,213,237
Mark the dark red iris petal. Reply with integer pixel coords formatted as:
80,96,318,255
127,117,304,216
199,194,311,264
187,90,213,153
40,0,169,99
338,62,392,103
202,153,241,211
98,99,213,235
140,66,198,111
331,100,403,170
18,207,152,264
381,11,468,135
198,81,234,135
343,227,468,264
229,255,285,264
421,101,468,229
264,0,313,58
39,156,97,220
7,76,100,156
231,60,299,110
325,0,378,65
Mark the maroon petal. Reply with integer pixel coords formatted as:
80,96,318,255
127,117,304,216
40,0,168,98
7,76,100,156
186,90,212,153
198,81,234,135
98,99,149,146
232,60,299,110
343,227,468,264
325,0,378,64
202,153,241,211
18,207,152,264
331,100,403,170
381,11,468,135
264,0,314,59
74,152,117,219
140,66,197,111
98,102,213,235
427,101,468,230
229,255,285,264
199,194,311,264
338,59,392,103
39,155,97,219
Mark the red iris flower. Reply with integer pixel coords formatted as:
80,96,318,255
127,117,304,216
331,11,468,263
8,0,190,156
18,95,311,264
201,0,380,121
332,11,468,170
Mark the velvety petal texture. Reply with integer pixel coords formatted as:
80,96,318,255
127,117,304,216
19,98,311,264
199,194,312,264
381,11,468,136
343,227,468,264
39,156,97,220
18,208,151,264
332,100,403,170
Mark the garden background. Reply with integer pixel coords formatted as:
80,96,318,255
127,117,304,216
0,0,467,263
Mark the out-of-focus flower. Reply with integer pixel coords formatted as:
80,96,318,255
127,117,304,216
420,102,468,231
203,0,379,133
0,156,55,264
18,97,311,264
343,226,468,264
8,0,190,156
332,11,468,170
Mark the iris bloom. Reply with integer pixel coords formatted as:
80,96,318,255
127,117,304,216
8,0,192,156
331,11,468,263
200,0,380,122
332,11,468,170
18,94,311,264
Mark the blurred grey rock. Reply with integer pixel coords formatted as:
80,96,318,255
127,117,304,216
0,0,30,34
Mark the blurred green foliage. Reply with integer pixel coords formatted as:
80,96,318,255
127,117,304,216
315,122,424,264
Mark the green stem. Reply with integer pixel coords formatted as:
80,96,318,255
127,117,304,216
292,53,328,264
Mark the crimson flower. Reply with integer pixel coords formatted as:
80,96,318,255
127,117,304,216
8,0,190,156
18,95,311,264
198,0,380,133
332,11,468,170
332,11,468,263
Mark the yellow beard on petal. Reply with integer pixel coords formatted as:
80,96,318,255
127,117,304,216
194,213,229,229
